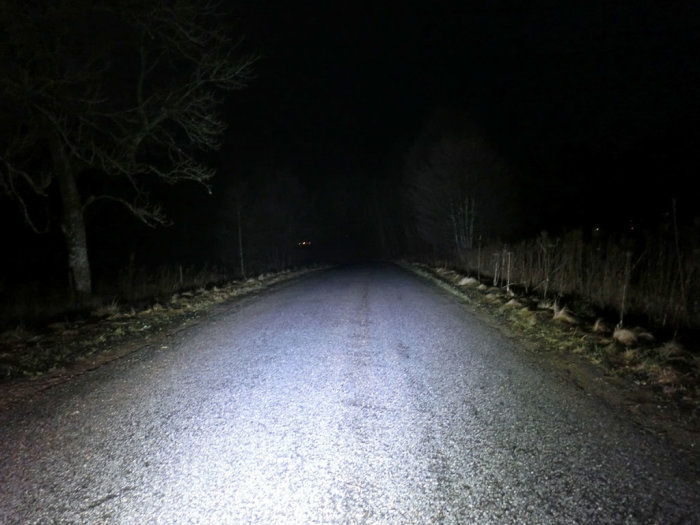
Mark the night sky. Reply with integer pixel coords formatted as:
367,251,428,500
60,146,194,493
228,0,699,228
3,0,700,283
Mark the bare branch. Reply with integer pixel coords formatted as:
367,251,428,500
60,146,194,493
4,173,50,233
1,0,255,232
83,194,169,228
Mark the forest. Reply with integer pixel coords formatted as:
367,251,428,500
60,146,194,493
2,1,698,341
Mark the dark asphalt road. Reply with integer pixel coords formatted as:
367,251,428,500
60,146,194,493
1,263,698,524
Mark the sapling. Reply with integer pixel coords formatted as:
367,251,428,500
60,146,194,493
492,252,500,287
539,234,551,300
505,249,512,295
619,251,632,327
477,235,482,282
671,199,687,337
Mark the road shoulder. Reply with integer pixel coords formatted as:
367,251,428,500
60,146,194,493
399,260,700,455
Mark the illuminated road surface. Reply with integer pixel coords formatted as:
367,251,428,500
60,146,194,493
1,264,698,523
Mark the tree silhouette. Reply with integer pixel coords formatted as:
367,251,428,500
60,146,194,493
0,0,256,294
405,109,510,258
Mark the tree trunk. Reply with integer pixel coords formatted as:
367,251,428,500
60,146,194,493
54,143,92,295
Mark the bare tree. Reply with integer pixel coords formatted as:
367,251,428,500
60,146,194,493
405,112,507,258
215,168,314,276
0,0,256,294
245,170,312,271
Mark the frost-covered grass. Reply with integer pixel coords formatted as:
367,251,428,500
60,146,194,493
0,266,321,381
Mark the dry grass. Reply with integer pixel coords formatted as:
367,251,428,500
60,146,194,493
0,266,321,380
454,225,700,333
409,261,699,433
0,264,235,332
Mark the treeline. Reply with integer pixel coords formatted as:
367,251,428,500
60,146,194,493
401,107,698,333
1,2,321,320
214,169,316,278
1,168,317,327
451,226,699,333
0,1,256,296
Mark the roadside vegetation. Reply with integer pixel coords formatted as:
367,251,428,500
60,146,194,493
455,223,699,337
0,266,320,382
407,260,699,447
401,105,698,443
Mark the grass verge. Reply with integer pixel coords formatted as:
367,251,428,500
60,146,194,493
0,267,322,386
402,260,699,452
